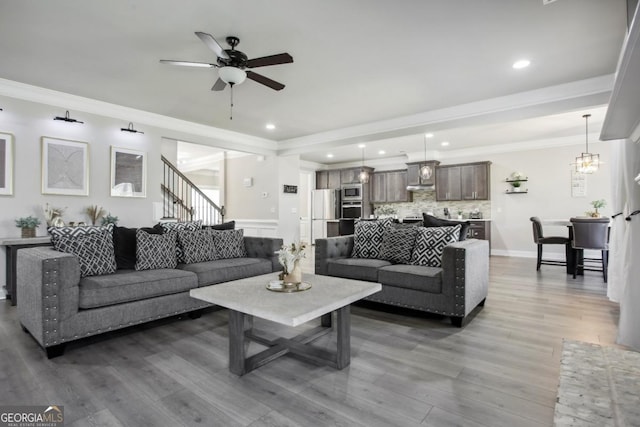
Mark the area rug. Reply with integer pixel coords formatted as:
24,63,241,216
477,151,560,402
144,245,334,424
554,339,640,426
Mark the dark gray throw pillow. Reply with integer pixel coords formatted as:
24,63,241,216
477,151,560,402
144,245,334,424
55,230,117,277
422,213,469,241
213,229,247,259
178,229,218,264
135,230,177,270
49,223,114,247
379,226,418,264
159,220,202,263
113,224,163,270
351,218,393,259
204,220,235,231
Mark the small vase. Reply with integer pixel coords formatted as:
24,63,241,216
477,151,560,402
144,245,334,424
282,261,302,284
21,227,36,238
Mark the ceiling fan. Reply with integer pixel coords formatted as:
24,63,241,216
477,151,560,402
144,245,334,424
160,32,293,92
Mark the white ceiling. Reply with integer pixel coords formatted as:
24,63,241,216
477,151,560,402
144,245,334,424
0,0,629,164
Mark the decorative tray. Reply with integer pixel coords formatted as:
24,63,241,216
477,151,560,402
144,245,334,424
266,280,312,293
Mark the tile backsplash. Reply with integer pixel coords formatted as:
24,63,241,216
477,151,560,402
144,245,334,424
373,191,491,219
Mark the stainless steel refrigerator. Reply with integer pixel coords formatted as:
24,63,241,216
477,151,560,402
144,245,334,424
311,189,340,243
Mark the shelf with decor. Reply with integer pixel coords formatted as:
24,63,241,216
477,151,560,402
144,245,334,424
505,172,528,194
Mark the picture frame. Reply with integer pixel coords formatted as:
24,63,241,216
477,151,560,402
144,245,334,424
41,136,89,196
110,146,146,198
283,184,298,194
0,132,14,196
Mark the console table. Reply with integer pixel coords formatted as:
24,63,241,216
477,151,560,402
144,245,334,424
0,236,52,306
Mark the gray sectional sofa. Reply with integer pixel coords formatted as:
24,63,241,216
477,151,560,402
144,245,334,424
17,236,283,358
315,235,489,326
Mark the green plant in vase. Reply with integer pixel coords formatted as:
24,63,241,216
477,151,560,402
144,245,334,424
590,199,606,218
15,216,41,238
101,213,119,225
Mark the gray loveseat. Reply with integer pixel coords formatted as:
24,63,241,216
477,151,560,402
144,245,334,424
18,236,283,358
315,235,489,326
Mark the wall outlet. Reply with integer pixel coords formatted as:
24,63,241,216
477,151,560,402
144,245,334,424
261,192,268,198
291,207,297,213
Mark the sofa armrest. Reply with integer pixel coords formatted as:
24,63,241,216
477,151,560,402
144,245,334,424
17,247,81,348
441,239,489,317
244,236,284,272
314,236,354,275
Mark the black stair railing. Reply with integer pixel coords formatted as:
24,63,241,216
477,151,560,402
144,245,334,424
161,155,224,225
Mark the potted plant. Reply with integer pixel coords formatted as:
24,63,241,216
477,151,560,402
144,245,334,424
15,216,41,238
101,213,119,225
590,199,606,218
508,171,526,192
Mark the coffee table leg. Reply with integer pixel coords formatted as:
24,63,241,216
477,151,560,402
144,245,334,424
336,305,351,369
228,309,246,375
321,312,332,328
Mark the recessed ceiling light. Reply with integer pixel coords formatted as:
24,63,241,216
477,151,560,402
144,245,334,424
424,133,434,138
265,123,276,130
512,59,530,69
357,143,366,148
441,141,450,146
327,153,334,158
378,150,386,155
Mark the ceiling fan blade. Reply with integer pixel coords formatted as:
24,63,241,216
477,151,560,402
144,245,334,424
195,31,230,60
159,60,215,68
211,78,227,91
246,71,285,91
246,53,293,68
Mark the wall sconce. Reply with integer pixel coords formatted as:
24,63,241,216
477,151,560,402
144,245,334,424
54,110,84,124
121,122,144,134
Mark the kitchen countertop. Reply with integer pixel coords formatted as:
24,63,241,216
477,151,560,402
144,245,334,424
401,217,492,222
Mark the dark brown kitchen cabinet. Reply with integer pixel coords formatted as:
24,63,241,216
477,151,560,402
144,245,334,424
315,170,342,189
467,220,491,249
461,163,490,200
407,161,439,186
436,166,462,201
328,170,341,189
372,171,410,203
340,168,362,184
436,161,491,201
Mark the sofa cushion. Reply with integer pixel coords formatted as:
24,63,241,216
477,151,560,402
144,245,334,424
79,268,198,309
422,213,469,241
203,220,235,231
135,230,178,270
411,225,461,267
55,229,117,277
113,224,164,270
351,218,393,259
49,223,114,246
160,220,202,263
178,229,218,264
379,226,418,264
213,229,247,259
378,264,442,293
179,257,272,286
327,258,391,282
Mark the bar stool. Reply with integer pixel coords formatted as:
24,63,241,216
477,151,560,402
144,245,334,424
530,217,570,271
570,217,610,282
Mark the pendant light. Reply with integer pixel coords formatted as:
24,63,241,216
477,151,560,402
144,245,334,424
419,133,433,180
575,114,599,174
358,146,369,183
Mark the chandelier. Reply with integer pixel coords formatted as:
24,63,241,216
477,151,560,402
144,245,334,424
359,146,369,183
420,133,433,179
575,114,599,174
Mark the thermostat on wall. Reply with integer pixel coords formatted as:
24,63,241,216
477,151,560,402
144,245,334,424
243,177,253,187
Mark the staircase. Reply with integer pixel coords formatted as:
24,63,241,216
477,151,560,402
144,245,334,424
161,155,224,225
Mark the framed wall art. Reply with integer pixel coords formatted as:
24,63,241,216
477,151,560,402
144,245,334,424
110,146,146,197
41,136,89,196
0,132,14,196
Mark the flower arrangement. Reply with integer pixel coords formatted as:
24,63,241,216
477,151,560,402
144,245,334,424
587,199,606,217
85,205,106,226
16,216,41,238
43,203,65,227
275,242,306,275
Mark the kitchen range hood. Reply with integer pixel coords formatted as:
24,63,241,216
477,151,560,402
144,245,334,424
406,160,439,192
406,184,435,191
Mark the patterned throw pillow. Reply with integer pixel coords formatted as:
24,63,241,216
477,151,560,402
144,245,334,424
410,225,461,267
213,229,247,259
55,230,117,277
135,230,178,270
177,229,218,264
159,221,202,263
49,223,114,248
379,226,419,264
351,218,393,259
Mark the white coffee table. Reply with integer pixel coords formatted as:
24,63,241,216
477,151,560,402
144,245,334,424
190,272,381,376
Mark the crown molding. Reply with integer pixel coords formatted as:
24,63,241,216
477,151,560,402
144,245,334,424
0,78,278,154
277,74,614,156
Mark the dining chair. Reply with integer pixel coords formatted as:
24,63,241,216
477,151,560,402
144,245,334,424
530,217,570,271
570,217,610,282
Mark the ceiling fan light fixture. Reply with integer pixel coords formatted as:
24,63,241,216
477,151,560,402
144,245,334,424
218,66,246,85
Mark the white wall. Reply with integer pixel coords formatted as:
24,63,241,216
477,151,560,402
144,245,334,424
277,155,301,244
225,154,279,220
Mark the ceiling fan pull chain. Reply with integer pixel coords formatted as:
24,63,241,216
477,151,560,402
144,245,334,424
230,84,234,120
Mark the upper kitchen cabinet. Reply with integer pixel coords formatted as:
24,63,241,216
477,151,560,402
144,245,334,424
371,172,386,203
436,166,462,201
315,170,342,189
436,161,491,201
373,170,410,203
407,161,440,186
461,162,491,200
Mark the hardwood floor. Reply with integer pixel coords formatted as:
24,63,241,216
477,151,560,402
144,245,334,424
0,256,620,426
